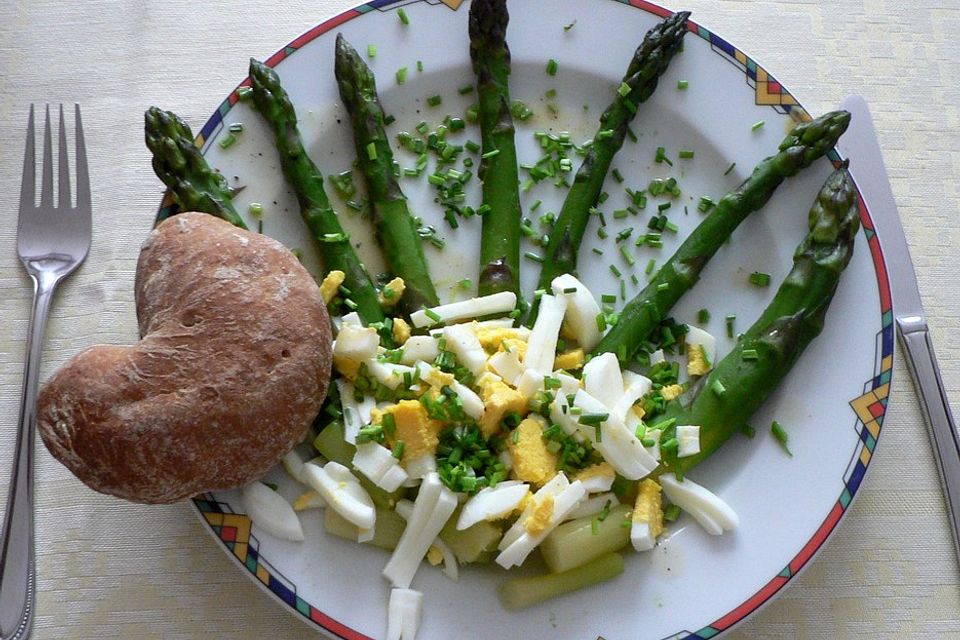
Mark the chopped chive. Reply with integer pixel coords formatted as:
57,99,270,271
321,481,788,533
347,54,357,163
596,313,607,332
697,308,710,324
771,421,792,456
741,423,756,438
661,438,679,452
396,67,408,84
612,168,624,183
427,94,443,107
424,308,442,323
723,162,736,176
644,259,656,275
726,314,736,338
546,59,559,76
664,504,681,522
458,84,474,95
697,196,716,213
656,282,669,291
751,120,765,131
366,142,378,160
677,79,689,90
218,133,237,149
658,202,671,212
578,413,609,426
619,245,635,266
749,272,771,287
343,297,358,310
664,221,679,233
613,209,629,220
601,294,617,304
654,146,673,166
592,248,604,256
626,125,638,143
711,379,726,397
397,7,409,24
228,122,244,133
417,60,423,72
416,120,429,134
742,349,759,361
237,86,253,101
321,232,348,243
563,19,577,31
367,44,377,58
524,251,544,263
481,149,500,159
678,149,694,159
393,440,406,459
248,202,263,218
617,81,631,97
465,139,481,154
609,264,622,278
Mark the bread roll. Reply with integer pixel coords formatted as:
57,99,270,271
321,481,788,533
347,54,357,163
38,212,333,504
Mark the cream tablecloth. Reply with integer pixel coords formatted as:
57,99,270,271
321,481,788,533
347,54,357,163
0,0,957,638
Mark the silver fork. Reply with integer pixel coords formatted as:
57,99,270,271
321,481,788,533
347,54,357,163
0,105,91,640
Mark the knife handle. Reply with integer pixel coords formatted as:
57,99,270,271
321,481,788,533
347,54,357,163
897,316,960,559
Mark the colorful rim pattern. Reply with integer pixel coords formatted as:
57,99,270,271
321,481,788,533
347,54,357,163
180,1,894,638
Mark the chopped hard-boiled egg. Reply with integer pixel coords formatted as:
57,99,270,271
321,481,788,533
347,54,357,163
660,384,685,402
649,349,666,365
643,429,662,461
380,400,443,464
442,323,488,377
281,448,309,485
496,472,586,569
554,348,585,371
565,491,617,521
631,478,664,551
525,294,568,374
383,472,458,588
379,277,406,307
410,291,517,328
399,336,441,365
387,588,423,640
334,324,379,361
457,481,529,530
293,490,326,511
319,270,346,303
515,368,545,401
488,350,524,385
477,372,527,437
550,273,603,351
241,482,305,542
676,424,701,458
476,326,528,353
353,442,409,492
392,317,412,345
414,361,484,421
684,325,717,377
659,473,739,535
339,379,376,444
613,371,653,422
573,462,616,493
581,352,624,410
365,360,416,390
303,461,375,531
507,415,558,487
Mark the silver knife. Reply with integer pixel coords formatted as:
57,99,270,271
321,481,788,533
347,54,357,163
840,94,960,559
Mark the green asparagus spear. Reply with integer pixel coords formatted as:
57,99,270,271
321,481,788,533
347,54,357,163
659,163,860,475
334,34,440,313
248,58,384,325
145,107,248,229
469,0,522,297
532,11,690,313
593,110,851,361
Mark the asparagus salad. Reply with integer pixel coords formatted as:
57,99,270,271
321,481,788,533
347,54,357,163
146,2,858,638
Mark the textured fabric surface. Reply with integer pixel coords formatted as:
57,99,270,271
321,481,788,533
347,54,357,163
0,0,957,638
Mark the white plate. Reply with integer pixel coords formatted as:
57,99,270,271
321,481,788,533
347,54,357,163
170,1,893,638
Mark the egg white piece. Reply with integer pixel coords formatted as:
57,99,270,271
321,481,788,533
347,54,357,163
553,371,581,397
333,324,379,361
365,360,416,390
292,490,326,511
457,481,530,530
339,311,362,328
431,537,459,581
442,323,488,377
565,492,617,521
353,442,409,491
427,318,518,336
241,482,305,542
404,453,437,480
581,352,623,410
281,448,309,485
525,294,568,374
338,380,364,444
413,361,484,421
576,469,615,494
660,473,739,534
613,371,653,422
410,291,517,328
642,429,662,461
387,588,423,640
488,350,524,386
676,425,701,458
515,368,545,400
400,336,441,365
550,273,604,350
383,473,458,588
303,462,376,531
649,349,666,365
631,521,656,552
684,325,717,367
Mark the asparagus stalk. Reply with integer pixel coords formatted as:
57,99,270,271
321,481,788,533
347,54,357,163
144,107,248,229
532,11,690,313
593,110,851,361
334,35,440,313
659,163,860,475
497,552,624,609
469,0,522,297
248,58,385,325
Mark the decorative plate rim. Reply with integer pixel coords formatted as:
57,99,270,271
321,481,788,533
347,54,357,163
177,1,894,638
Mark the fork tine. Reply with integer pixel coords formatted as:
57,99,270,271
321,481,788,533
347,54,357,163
74,104,91,211
58,105,71,209
40,105,54,208
19,105,35,210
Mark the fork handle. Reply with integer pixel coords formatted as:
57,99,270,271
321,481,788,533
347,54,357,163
0,270,60,640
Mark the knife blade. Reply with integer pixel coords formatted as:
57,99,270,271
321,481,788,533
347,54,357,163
840,94,960,561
